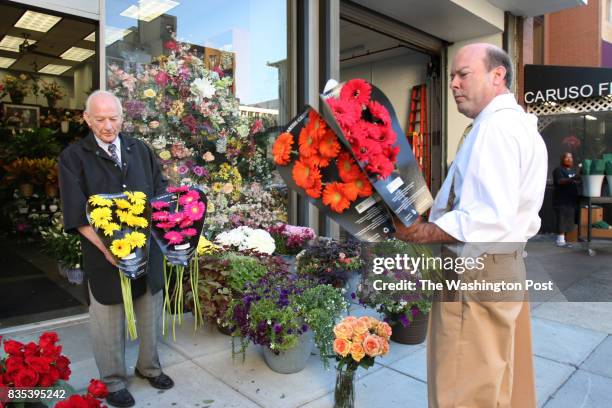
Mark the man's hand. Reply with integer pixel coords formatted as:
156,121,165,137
77,225,118,267
393,216,457,244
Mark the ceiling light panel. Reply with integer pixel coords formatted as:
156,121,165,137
61,47,95,61
14,10,61,33
38,64,71,75
0,57,17,68
0,35,36,52
84,32,96,42
120,0,179,22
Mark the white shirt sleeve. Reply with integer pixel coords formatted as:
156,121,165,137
433,118,521,242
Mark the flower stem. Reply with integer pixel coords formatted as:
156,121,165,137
119,270,137,340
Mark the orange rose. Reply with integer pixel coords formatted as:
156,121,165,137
363,334,382,357
333,338,351,357
333,322,354,340
350,342,366,362
380,338,389,355
376,322,393,340
352,318,369,336
343,316,358,325
353,332,367,344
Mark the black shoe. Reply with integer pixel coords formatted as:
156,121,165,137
135,367,175,390
106,389,135,408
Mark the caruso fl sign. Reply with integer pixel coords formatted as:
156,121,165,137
524,64,612,104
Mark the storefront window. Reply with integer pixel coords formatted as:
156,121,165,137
104,0,290,236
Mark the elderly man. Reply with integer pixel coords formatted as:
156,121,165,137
394,44,547,407
59,91,173,408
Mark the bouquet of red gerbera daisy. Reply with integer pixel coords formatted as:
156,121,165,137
150,186,207,338
273,108,395,242
321,79,433,227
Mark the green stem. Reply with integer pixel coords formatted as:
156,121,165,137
162,258,169,336
119,270,137,340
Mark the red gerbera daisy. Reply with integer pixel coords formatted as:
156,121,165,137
327,97,362,129
353,138,383,162
383,145,400,163
367,100,391,126
340,78,372,105
366,154,395,179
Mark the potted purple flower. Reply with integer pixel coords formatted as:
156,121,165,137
267,223,315,272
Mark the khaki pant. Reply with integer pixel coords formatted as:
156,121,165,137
427,254,536,408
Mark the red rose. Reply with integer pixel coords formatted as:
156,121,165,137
14,367,39,387
26,356,52,374
4,366,22,385
38,366,60,387
39,332,59,348
87,379,109,399
23,342,39,357
5,356,25,371
3,340,24,356
54,355,71,380
41,344,62,360
155,71,170,87
55,395,90,408
164,40,178,51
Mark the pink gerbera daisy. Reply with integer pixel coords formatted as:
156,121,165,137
340,78,372,105
152,211,170,221
151,201,170,210
156,222,176,230
179,218,194,228
164,230,184,244
178,190,200,206
367,100,391,126
168,212,185,224
181,228,197,237
167,186,189,193
185,201,205,221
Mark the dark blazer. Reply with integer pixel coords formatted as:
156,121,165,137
58,132,167,305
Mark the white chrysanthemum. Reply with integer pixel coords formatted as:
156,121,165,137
190,77,216,99
243,228,275,255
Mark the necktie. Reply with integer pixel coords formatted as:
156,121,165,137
107,143,121,167
445,123,473,212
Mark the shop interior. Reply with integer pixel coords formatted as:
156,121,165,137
339,18,441,193
0,3,96,327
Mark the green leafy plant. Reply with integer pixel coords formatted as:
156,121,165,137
39,213,82,269
606,160,612,176
581,159,592,175
224,252,268,293
8,128,61,160
591,159,606,175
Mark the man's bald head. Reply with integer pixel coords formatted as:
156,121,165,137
450,43,512,118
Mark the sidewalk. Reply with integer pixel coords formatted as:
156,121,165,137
2,241,612,408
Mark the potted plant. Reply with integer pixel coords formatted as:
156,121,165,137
296,238,364,301
39,80,66,109
1,73,31,103
581,159,605,197
267,222,315,272
7,128,61,161
2,158,39,197
227,270,346,374
39,213,83,284
358,240,440,345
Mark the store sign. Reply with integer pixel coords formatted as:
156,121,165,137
524,64,612,104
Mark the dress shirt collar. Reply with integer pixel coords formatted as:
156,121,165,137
93,134,121,155
473,93,519,127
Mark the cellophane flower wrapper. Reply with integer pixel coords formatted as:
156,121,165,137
150,186,208,336
86,192,152,340
273,107,395,242
320,79,433,227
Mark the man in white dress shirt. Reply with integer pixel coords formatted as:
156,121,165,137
395,43,547,407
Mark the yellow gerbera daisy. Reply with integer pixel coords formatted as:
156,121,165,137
116,209,131,224
125,214,148,229
102,222,120,237
89,195,113,207
90,207,112,228
125,231,147,249
114,198,131,209
197,236,219,256
126,191,147,204
110,238,132,259
129,203,145,215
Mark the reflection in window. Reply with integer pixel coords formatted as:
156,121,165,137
105,0,290,236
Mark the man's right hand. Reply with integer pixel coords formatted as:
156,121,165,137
102,249,118,267
78,225,118,267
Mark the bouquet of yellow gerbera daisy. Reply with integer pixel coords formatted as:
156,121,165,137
86,191,151,340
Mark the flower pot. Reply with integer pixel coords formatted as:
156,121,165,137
280,255,297,274
334,366,356,408
61,120,70,133
46,96,58,109
9,91,24,104
19,183,34,197
45,183,58,198
262,329,313,374
582,175,605,197
217,321,233,336
66,267,84,285
607,175,612,196
390,311,429,345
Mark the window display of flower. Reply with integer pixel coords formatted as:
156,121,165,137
86,191,151,340
324,79,399,180
273,109,373,214
267,223,315,255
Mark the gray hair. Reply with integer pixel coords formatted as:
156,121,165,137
484,45,513,88
85,90,123,117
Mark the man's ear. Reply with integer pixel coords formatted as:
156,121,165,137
493,66,507,87
83,111,92,128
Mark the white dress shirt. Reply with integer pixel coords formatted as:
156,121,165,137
94,135,122,165
429,93,547,246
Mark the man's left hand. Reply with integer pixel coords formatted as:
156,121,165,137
393,216,457,244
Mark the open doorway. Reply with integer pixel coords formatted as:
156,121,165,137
339,18,442,193
0,3,98,327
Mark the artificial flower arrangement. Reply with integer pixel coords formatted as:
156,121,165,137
38,80,66,103
0,332,73,407
320,78,433,228
150,186,207,338
1,73,31,101
86,191,151,340
54,379,108,408
267,223,315,255
272,108,394,242
332,316,391,407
